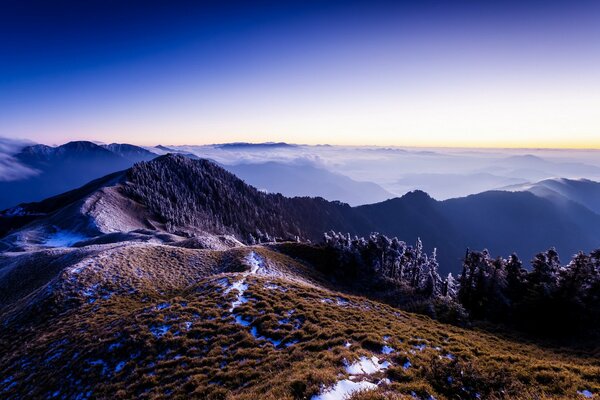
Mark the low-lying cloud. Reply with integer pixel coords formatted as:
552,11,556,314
160,143,600,200
0,137,39,181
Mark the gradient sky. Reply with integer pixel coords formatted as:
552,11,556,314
1,0,600,148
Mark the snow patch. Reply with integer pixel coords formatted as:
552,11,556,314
155,302,171,311
413,343,427,351
44,230,87,247
381,345,395,354
108,342,122,352
336,297,350,306
246,251,265,274
235,315,252,327
249,326,281,347
114,361,126,373
150,324,171,338
578,390,593,398
311,379,377,400
345,356,390,375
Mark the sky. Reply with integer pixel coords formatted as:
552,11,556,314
1,0,600,148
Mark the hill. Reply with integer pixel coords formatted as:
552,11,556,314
1,241,598,399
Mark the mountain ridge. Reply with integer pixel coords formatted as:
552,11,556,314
3,154,600,273
0,140,157,210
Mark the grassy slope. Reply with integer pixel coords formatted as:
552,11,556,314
0,244,598,400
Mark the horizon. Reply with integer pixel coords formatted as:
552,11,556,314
12,138,600,152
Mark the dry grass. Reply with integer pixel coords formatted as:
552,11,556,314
0,244,599,399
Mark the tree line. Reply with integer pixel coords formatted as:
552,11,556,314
322,231,600,337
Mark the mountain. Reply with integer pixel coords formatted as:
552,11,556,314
101,143,157,162
392,172,527,200
224,161,394,206
1,154,599,399
505,178,600,215
354,189,600,269
3,154,600,274
0,155,369,252
0,141,156,210
3,241,597,399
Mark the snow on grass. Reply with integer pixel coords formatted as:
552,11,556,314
381,345,395,354
155,302,171,310
248,326,282,347
114,361,126,373
311,379,377,400
345,356,390,375
235,315,252,327
88,359,108,375
336,297,350,306
413,343,427,351
246,251,265,274
43,230,87,247
230,292,249,312
215,277,230,290
578,390,593,398
226,280,249,312
1,376,16,392
108,342,122,352
403,360,412,369
224,280,248,296
150,324,171,338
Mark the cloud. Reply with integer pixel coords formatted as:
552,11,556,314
0,137,39,181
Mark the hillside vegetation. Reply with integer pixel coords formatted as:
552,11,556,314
1,243,599,399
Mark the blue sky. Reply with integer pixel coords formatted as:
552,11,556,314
1,0,599,147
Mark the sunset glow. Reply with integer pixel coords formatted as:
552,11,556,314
1,0,599,148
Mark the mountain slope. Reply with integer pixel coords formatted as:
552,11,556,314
505,178,600,215
1,243,598,399
0,155,371,252
356,189,600,270
1,155,600,398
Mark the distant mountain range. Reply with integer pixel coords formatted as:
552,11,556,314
0,141,157,210
224,161,394,206
504,178,600,215
0,141,395,209
3,154,600,273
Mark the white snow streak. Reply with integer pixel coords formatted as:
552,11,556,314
311,379,377,400
345,356,390,375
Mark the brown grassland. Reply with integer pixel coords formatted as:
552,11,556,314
0,244,599,399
